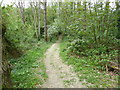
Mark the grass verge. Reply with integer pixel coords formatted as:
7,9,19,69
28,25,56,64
10,40,53,88
60,40,119,88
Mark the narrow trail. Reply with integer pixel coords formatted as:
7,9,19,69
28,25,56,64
42,39,86,88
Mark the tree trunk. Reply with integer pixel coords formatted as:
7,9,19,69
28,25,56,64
58,1,61,18
83,1,87,31
38,1,41,40
44,1,47,42
30,1,38,39
34,2,38,38
93,3,98,45
2,43,12,88
2,23,12,88
18,1,25,25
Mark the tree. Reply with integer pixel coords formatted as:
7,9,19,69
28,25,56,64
44,0,47,41
38,1,41,40
0,0,3,6
29,1,38,39
18,1,25,25
0,3,12,88
2,18,12,88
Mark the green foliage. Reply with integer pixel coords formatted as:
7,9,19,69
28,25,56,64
2,1,119,88
60,40,118,88
2,6,36,50
67,38,89,55
10,41,52,88
48,1,119,48
48,18,63,40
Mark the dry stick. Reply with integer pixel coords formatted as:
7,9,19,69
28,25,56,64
106,64,108,73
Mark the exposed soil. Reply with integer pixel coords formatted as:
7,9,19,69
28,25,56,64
42,39,86,88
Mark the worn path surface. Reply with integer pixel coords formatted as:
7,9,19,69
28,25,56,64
42,40,86,88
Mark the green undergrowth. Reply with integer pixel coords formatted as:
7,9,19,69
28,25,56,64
10,40,53,88
60,39,119,88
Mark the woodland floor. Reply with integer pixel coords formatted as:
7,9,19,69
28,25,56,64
41,38,86,88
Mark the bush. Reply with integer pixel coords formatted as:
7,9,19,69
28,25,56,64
2,6,36,51
48,18,64,40
67,38,90,55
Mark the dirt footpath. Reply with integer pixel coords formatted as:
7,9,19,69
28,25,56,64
42,40,86,88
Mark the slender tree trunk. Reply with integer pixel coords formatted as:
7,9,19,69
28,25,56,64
77,2,81,14
83,1,87,31
105,1,110,42
99,2,103,43
0,0,3,6
38,1,41,40
30,2,34,28
30,1,38,39
58,2,60,18
93,3,98,45
44,0,47,41
0,43,1,89
73,2,75,21
73,2,75,13
34,2,38,38
18,1,25,25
